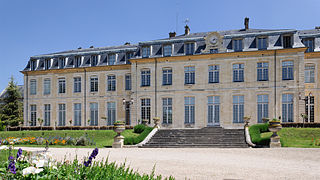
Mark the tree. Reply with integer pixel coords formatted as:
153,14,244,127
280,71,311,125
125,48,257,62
0,77,23,127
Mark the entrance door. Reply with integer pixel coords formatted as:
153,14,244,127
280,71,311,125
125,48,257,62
125,102,131,125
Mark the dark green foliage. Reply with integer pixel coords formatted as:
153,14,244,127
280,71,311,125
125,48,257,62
133,124,146,134
249,123,270,146
125,127,153,145
0,77,23,127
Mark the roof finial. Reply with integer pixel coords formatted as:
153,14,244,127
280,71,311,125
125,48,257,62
184,18,190,35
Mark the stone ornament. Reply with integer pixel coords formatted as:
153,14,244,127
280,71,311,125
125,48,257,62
202,31,224,54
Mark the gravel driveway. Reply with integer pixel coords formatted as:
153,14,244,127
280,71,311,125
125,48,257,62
19,147,320,180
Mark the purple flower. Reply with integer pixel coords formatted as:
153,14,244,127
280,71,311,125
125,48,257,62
16,148,22,159
8,156,16,174
84,148,99,167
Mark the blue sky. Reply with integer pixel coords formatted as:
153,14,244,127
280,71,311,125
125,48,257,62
0,0,319,91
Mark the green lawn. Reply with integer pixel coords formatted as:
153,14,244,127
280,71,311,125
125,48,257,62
0,130,139,148
261,128,320,148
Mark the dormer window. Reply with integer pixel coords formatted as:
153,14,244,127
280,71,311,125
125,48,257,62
44,59,51,70
233,39,243,52
75,56,82,68
126,52,134,60
303,38,314,53
163,44,172,57
30,60,37,71
91,55,98,66
142,46,151,58
283,35,292,48
108,54,116,65
185,43,195,55
257,37,267,50
58,57,66,69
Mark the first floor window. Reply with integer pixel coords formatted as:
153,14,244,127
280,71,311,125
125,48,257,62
305,64,315,83
208,65,219,83
257,62,269,81
233,96,244,123
233,64,244,82
208,96,220,125
58,78,66,93
74,77,81,93
30,79,37,95
184,66,195,84
90,103,98,126
305,96,314,123
43,79,51,95
162,68,172,85
30,105,36,126
141,69,150,86
107,102,116,125
257,95,268,123
282,94,293,122
162,98,172,124
58,104,66,126
44,104,51,126
90,76,98,92
184,97,195,124
141,98,151,123
74,103,81,126
107,75,116,91
282,61,294,80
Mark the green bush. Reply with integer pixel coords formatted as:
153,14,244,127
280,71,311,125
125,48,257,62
249,123,270,146
125,127,153,145
133,124,146,134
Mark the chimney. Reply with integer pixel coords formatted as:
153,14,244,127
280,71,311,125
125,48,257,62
78,47,82,49
315,26,320,30
90,46,94,48
169,32,176,38
184,25,190,35
244,17,249,30
124,42,131,45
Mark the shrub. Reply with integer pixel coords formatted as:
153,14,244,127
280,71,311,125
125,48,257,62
125,127,153,145
249,123,270,146
133,124,146,134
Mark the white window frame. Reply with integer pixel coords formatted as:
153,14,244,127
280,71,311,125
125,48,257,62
43,78,51,95
184,97,195,124
141,98,151,123
30,79,37,95
58,78,66,94
107,75,116,91
107,102,116,125
44,104,51,126
58,104,66,126
162,98,172,124
90,76,98,92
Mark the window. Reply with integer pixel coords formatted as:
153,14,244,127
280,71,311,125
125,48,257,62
30,105,36,126
303,38,314,53
74,103,81,126
90,103,98,126
142,46,151,58
43,79,51,95
184,97,195,124
184,66,195,84
208,65,219,83
107,75,116,91
163,44,172,57
233,39,243,52
90,76,98,92
283,35,292,48
45,59,51,70
108,54,116,65
74,77,81,93
44,104,51,126
233,95,244,123
30,79,37,95
91,55,98,66
31,60,37,71
257,62,269,81
125,74,131,90
282,94,293,122
58,104,66,126
233,64,244,82
305,96,314,123
257,37,267,50
162,98,172,124
141,69,151,86
208,96,220,125
305,64,315,83
75,56,82,68
126,52,134,60
58,58,66,69
107,102,116,125
257,95,268,123
162,68,172,85
185,43,195,55
58,78,66,93
282,61,294,80
141,98,151,123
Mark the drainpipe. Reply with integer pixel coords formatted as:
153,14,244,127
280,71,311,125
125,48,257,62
154,58,158,117
25,72,29,126
135,62,138,125
274,50,277,118
84,68,87,126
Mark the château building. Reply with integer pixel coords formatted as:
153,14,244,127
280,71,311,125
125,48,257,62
21,18,320,129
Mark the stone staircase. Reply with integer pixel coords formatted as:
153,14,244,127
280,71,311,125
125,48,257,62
141,127,248,148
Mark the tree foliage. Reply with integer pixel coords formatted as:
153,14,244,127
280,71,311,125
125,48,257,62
0,77,23,127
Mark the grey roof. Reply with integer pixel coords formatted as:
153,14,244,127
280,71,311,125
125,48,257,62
298,29,320,38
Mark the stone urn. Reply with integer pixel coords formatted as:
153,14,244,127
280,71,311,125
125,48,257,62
142,119,149,125
243,116,251,127
268,119,282,148
112,121,125,148
153,117,160,128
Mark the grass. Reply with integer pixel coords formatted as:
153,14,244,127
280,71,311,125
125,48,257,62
261,128,320,148
0,149,18,162
0,130,139,148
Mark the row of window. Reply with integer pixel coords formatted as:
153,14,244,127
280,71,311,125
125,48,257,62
30,94,299,127
141,43,195,58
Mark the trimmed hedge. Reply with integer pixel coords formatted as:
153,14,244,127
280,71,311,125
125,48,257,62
124,127,153,145
281,123,320,128
6,125,133,131
133,124,146,133
249,123,270,146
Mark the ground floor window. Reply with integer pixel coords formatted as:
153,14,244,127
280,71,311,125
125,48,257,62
74,103,81,126
58,104,66,126
305,96,314,123
233,96,244,123
44,104,51,126
257,95,268,123
282,94,293,122
107,102,116,125
90,103,98,126
30,105,36,126
141,98,151,123
162,98,172,124
208,96,220,125
184,97,195,124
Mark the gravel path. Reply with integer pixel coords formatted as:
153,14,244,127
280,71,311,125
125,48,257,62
18,147,320,180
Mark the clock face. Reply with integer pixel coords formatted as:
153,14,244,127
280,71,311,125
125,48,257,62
210,36,218,44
